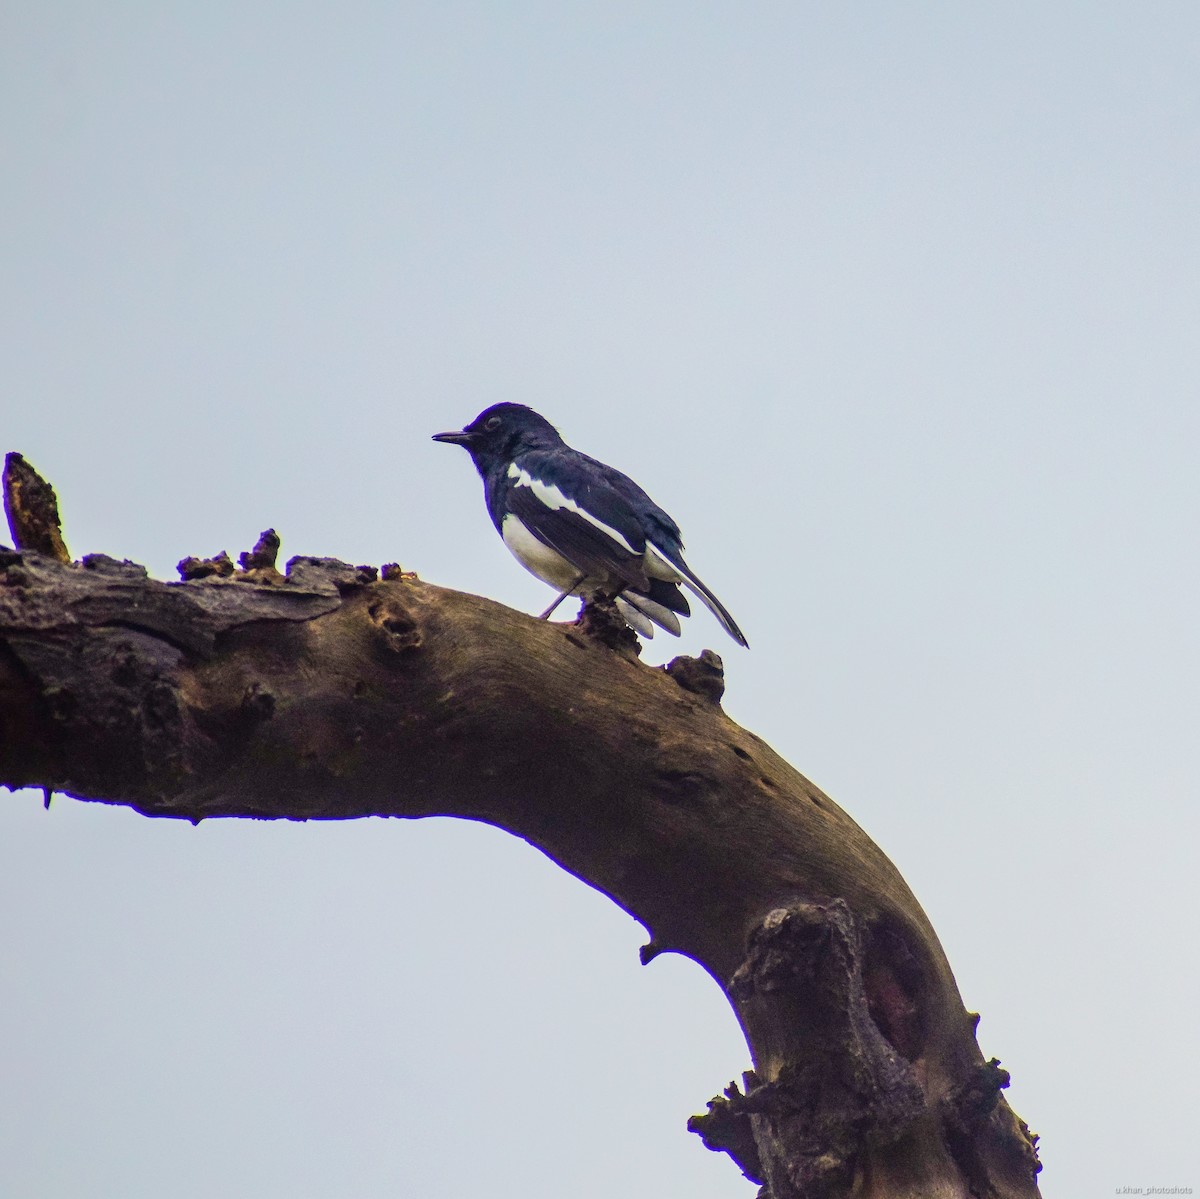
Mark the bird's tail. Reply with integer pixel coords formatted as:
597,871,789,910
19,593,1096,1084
615,596,661,638
617,580,689,638
678,572,749,647
645,541,748,647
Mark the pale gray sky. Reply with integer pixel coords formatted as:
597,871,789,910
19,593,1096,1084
2,4,1197,1196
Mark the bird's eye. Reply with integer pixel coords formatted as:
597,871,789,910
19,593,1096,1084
484,416,502,431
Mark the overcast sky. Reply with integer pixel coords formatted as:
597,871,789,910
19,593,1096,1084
2,4,1198,1196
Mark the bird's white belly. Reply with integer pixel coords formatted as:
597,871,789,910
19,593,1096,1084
502,515,588,592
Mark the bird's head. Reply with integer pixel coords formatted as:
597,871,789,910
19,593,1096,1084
432,403,564,471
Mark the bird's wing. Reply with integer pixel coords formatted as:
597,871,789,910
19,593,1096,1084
504,450,651,590
579,452,686,547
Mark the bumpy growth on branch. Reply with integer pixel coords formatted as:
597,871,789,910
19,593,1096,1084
0,453,1041,1199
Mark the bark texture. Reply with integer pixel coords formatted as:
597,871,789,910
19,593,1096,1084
0,456,1041,1199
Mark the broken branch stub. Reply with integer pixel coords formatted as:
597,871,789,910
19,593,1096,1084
3,453,70,563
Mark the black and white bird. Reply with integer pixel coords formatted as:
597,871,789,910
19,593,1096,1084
432,403,748,646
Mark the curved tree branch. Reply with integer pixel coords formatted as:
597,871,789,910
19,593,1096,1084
0,455,1041,1199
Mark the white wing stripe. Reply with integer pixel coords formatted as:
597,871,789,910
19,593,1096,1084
507,462,639,555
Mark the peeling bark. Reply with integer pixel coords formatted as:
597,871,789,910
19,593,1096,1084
0,458,1041,1198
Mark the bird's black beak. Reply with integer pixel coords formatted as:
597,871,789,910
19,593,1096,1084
431,428,474,445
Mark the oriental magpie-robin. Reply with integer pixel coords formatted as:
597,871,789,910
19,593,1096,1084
432,403,748,646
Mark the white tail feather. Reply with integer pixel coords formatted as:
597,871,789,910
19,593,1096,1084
620,593,682,637
615,596,656,638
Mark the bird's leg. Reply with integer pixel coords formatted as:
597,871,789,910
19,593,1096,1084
539,574,587,620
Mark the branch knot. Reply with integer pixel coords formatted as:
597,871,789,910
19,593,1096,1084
665,649,725,704
708,900,924,1199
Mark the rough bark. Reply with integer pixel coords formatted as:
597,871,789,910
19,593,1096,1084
0,455,1041,1199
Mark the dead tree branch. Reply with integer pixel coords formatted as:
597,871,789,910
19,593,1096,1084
0,455,1040,1199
